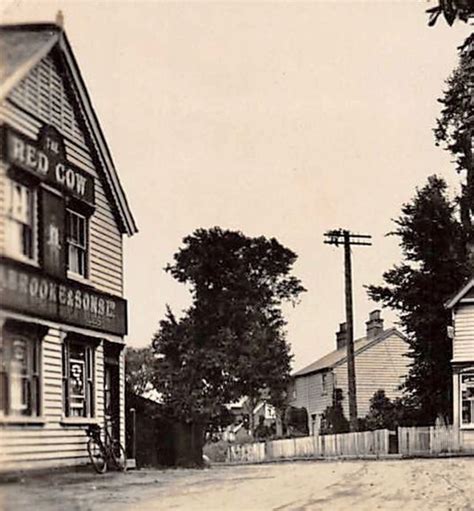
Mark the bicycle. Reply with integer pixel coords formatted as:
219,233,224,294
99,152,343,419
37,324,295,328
86,419,127,474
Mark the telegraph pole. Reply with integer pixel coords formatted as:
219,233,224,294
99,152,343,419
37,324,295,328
324,229,372,432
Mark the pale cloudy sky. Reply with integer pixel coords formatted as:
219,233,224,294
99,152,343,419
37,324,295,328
1,1,472,371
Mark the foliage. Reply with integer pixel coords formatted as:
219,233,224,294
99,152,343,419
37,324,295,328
125,346,158,396
364,390,422,430
435,35,474,237
203,440,229,463
365,390,395,430
284,405,309,436
427,1,474,26
254,415,272,440
367,176,470,423
152,227,305,434
320,388,350,435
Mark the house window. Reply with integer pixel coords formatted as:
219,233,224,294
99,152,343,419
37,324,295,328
5,179,36,262
322,373,328,394
0,324,41,417
62,339,95,418
66,209,88,277
461,373,474,426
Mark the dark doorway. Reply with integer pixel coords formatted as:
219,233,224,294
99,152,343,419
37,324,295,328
104,343,121,442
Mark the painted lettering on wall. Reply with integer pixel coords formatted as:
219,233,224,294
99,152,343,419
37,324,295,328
0,259,127,335
2,126,94,205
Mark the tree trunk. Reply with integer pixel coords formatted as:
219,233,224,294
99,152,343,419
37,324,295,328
275,409,283,437
247,397,257,436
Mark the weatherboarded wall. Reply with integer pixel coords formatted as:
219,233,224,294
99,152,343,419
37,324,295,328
0,48,126,471
452,304,474,362
1,54,123,297
334,332,409,418
292,371,334,426
0,325,106,472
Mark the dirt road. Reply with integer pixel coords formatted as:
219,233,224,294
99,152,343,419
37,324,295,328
1,457,473,511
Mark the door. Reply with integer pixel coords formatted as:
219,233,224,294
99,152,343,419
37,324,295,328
104,356,120,442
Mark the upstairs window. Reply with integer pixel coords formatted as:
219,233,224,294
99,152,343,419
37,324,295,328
321,373,328,394
66,209,88,278
5,179,36,263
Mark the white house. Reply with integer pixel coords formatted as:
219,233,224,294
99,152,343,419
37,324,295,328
290,310,410,434
446,279,474,449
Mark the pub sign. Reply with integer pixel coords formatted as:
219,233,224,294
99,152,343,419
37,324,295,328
1,125,95,205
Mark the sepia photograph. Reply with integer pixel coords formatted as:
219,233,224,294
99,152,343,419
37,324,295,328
0,0,473,509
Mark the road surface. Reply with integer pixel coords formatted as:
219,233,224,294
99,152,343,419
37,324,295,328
1,457,473,510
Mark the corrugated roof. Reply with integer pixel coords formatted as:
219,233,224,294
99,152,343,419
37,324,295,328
293,328,403,377
0,23,138,236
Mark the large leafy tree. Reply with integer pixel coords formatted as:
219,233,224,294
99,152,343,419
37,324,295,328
436,35,474,250
152,227,305,462
367,176,469,423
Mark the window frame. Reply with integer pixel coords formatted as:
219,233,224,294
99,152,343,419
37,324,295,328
66,208,89,279
5,177,38,265
460,372,474,428
62,337,95,419
321,372,328,395
0,322,43,419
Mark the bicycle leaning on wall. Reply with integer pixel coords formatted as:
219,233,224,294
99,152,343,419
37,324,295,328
86,418,127,474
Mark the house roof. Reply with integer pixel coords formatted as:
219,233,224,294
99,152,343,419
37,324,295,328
445,277,474,309
0,23,138,236
293,327,406,378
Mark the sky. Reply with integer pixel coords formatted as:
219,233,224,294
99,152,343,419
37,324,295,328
1,1,472,371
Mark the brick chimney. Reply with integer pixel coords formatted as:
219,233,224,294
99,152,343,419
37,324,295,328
336,322,347,350
366,310,384,340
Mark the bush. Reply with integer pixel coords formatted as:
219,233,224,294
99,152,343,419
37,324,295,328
364,390,424,430
320,388,350,434
203,440,230,462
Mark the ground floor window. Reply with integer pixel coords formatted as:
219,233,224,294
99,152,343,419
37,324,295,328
62,337,95,418
0,321,43,417
461,373,474,426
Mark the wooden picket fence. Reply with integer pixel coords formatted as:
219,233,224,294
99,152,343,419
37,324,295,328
227,429,390,463
397,425,464,456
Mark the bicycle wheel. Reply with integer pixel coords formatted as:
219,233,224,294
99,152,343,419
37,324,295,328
110,440,127,471
87,436,107,474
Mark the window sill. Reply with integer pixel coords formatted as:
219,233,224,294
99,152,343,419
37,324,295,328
460,424,474,430
0,415,46,426
60,417,99,426
67,271,92,286
4,253,40,269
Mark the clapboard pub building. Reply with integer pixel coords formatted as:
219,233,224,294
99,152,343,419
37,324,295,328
446,279,474,450
0,21,137,472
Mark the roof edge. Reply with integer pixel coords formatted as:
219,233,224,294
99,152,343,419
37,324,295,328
293,327,406,378
0,30,60,103
0,22,138,236
58,33,138,235
0,23,61,32
445,278,474,309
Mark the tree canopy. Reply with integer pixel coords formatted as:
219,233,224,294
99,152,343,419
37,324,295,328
436,35,474,246
367,176,469,422
152,227,305,430
427,1,474,26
